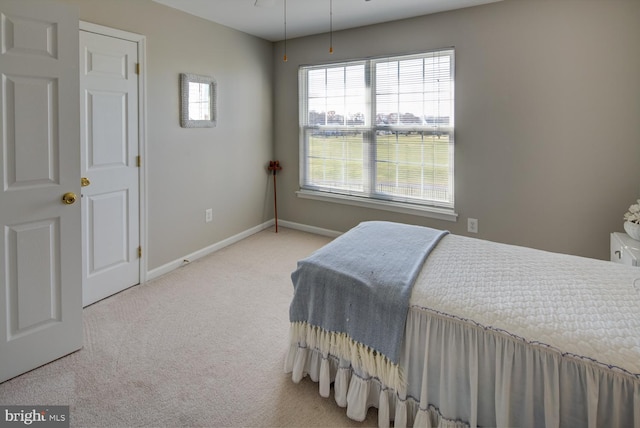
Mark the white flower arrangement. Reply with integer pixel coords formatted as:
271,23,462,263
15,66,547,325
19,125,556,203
624,199,640,224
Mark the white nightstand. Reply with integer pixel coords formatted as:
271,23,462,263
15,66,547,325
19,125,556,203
610,232,640,266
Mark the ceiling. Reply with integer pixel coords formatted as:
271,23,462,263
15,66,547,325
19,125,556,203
151,0,501,42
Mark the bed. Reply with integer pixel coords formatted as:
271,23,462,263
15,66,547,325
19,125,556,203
284,221,640,428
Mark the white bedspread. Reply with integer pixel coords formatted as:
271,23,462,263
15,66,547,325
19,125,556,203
286,231,640,427
411,234,640,376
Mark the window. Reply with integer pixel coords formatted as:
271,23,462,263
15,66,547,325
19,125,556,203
298,49,455,216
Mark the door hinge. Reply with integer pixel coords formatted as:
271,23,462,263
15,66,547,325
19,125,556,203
136,155,141,167
135,63,140,75
138,246,142,258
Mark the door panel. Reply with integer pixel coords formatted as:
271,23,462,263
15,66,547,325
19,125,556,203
0,0,82,383
3,75,59,188
80,30,140,307
87,91,128,167
6,220,61,337
89,190,128,272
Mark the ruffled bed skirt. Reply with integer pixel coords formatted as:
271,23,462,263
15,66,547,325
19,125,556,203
284,307,640,428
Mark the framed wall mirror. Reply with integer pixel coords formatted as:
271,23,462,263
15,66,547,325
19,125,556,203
180,73,216,128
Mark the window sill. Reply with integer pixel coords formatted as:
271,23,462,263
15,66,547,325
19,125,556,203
296,189,458,222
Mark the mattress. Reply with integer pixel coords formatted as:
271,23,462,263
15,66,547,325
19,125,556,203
285,229,640,427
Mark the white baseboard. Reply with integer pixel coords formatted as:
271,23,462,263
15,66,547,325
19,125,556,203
145,219,341,282
146,219,275,281
278,220,342,238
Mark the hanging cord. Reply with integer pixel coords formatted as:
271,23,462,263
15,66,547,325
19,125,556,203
283,0,288,61
329,0,333,54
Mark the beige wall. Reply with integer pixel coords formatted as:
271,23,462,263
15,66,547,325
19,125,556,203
274,0,640,260
55,0,640,267
61,0,274,270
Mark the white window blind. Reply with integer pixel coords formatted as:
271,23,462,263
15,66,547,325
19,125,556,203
299,49,454,210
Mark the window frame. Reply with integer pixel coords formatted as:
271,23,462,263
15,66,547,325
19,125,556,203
298,49,457,222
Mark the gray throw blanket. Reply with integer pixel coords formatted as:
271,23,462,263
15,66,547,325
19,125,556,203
289,221,448,364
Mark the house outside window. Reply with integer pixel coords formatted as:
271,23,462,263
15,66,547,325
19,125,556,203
298,49,455,220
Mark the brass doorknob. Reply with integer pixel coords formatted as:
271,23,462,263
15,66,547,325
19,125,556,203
81,177,90,187
62,192,77,205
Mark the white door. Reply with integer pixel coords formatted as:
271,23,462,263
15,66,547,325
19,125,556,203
0,0,82,383
79,30,140,307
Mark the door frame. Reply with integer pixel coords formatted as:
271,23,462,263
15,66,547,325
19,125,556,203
79,21,148,285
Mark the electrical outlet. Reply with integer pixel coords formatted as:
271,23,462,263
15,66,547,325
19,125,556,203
467,218,478,233
205,208,213,223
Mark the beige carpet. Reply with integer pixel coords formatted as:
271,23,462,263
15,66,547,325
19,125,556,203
0,227,378,428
